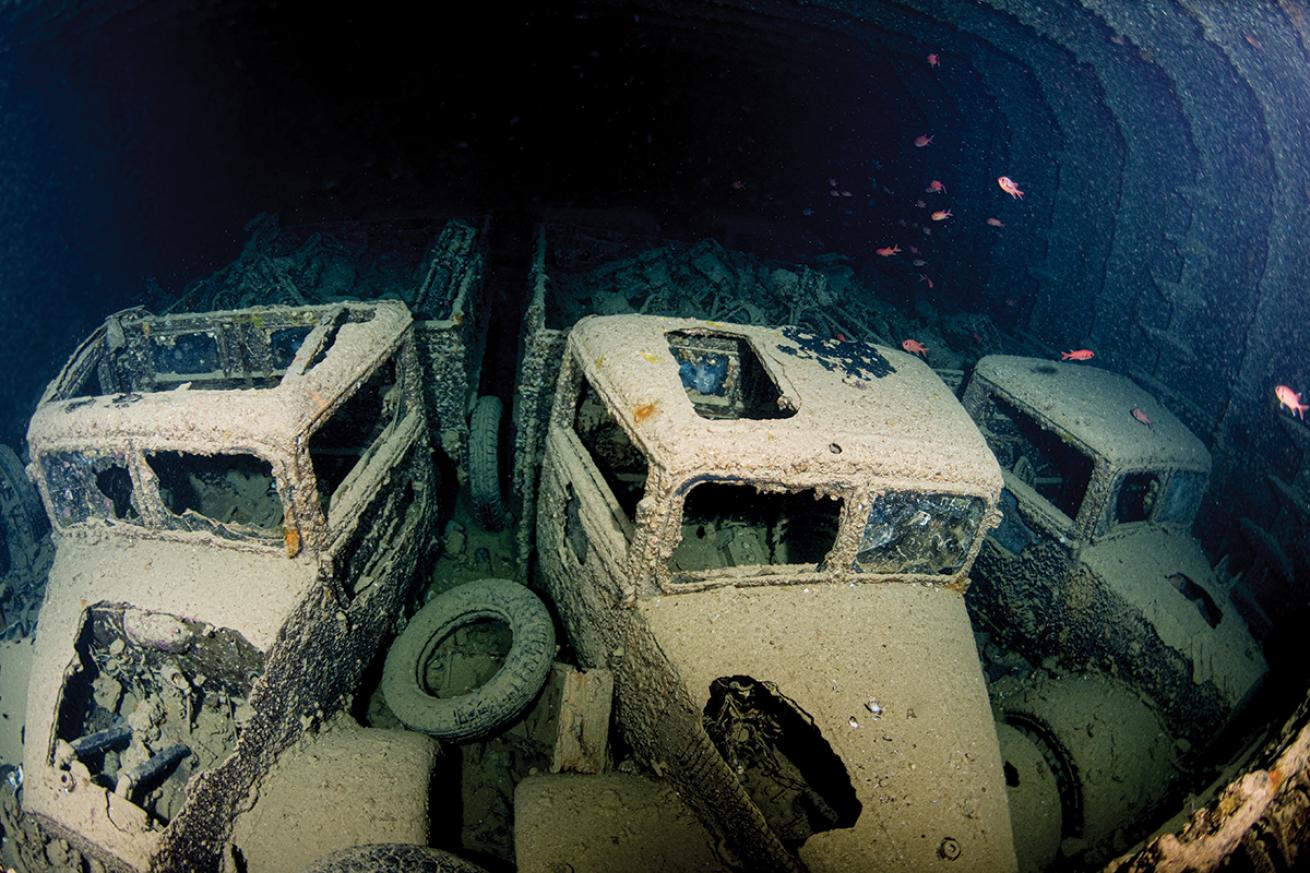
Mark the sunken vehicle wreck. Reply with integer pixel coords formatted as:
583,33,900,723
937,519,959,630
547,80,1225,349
19,301,440,871
961,356,1266,751
535,314,1016,872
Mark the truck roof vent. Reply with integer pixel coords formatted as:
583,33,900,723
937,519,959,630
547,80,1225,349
666,329,794,421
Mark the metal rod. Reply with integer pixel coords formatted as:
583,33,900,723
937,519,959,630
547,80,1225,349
69,724,131,759
114,744,189,800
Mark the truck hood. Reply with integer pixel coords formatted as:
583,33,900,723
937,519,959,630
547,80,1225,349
1083,525,1266,709
21,535,315,871
638,581,1017,873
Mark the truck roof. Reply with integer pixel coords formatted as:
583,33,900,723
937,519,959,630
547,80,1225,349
569,315,1002,495
27,301,410,457
971,355,1211,472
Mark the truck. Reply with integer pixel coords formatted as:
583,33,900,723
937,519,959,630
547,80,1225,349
960,355,1266,752
14,300,442,872
534,314,1017,872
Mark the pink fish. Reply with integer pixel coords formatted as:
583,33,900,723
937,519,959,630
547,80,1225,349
919,273,934,289
902,338,929,356
1061,349,1095,361
914,134,934,148
1131,407,1153,428
927,53,940,67
997,176,1024,199
1276,384,1308,419
926,179,947,194
930,209,952,221
874,244,901,257
986,217,1005,228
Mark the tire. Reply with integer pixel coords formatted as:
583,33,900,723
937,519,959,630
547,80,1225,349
302,844,489,873
468,395,509,532
382,578,554,741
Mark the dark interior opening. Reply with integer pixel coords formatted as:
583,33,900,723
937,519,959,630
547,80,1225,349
147,450,281,533
94,464,137,520
1169,573,1223,629
703,675,861,851
983,396,1094,521
309,358,399,513
1115,472,1160,525
671,480,840,574
666,329,793,421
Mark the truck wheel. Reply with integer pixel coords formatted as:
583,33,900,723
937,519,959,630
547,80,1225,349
382,578,554,741
468,395,509,532
302,844,488,873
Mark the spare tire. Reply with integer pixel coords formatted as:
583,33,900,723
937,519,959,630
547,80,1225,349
302,844,488,873
382,578,554,741
468,395,509,532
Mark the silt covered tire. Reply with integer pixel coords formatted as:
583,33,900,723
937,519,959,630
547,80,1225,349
382,578,554,741
468,395,509,532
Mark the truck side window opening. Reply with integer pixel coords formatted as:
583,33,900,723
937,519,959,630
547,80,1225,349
571,375,648,526
982,396,1093,520
309,358,401,514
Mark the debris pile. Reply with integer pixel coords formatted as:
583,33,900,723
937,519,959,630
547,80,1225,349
160,214,448,316
550,234,1005,375
0,444,51,640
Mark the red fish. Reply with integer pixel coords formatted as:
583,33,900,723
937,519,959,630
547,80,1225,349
874,244,901,257
902,339,928,356
930,209,952,221
914,134,934,148
986,217,1005,228
927,53,939,67
997,176,1025,199
925,179,946,194
1061,349,1095,361
1276,384,1308,419
1131,407,1153,428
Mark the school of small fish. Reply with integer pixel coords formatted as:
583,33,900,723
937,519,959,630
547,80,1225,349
828,53,1297,430
849,61,1028,306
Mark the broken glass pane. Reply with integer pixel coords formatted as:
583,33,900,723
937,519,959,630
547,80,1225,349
270,325,315,370
854,491,985,575
41,451,140,527
1156,470,1207,526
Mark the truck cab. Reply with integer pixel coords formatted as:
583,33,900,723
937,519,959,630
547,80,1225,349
536,315,1017,872
19,301,439,871
961,355,1266,751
